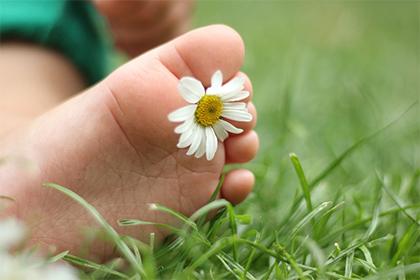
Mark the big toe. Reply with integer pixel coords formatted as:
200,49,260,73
103,25,249,164
102,24,245,149
159,24,245,85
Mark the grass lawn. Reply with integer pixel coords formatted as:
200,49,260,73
26,2,420,279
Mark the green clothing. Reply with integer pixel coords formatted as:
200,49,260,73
0,0,111,85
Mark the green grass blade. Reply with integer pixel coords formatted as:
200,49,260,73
190,199,230,222
188,237,232,270
209,174,225,203
196,174,225,228
359,245,376,270
121,236,157,279
344,250,354,278
148,203,197,229
216,255,242,279
290,153,313,212
320,204,420,245
377,172,420,226
226,204,239,262
354,257,377,273
242,232,261,280
363,193,381,240
261,262,276,280
325,240,365,266
218,253,257,280
118,219,185,236
44,182,144,277
315,201,345,238
391,223,420,265
300,237,326,272
274,243,308,280
64,254,129,279
278,103,417,248
47,250,69,263
363,263,420,280
149,232,155,253
290,201,332,240
309,102,417,189
126,237,142,265
324,272,357,279
367,234,394,248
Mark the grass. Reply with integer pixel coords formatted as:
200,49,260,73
37,1,420,279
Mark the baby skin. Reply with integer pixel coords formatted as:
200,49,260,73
0,25,259,259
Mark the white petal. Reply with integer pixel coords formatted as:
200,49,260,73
174,117,194,134
211,70,223,88
177,121,198,148
221,90,250,102
205,89,222,96
220,76,245,94
186,126,203,156
213,122,229,141
0,218,25,249
195,129,207,158
178,77,205,103
168,105,196,122
205,127,218,161
219,119,244,134
223,102,247,110
177,128,194,148
222,109,252,122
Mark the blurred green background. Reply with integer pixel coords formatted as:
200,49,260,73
194,0,418,244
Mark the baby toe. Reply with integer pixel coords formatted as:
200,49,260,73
221,169,255,205
225,130,259,164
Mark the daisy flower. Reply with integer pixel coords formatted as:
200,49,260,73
0,218,78,280
168,70,252,160
0,218,25,249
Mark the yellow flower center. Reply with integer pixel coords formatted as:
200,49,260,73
195,95,223,127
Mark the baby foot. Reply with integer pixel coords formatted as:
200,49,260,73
93,0,193,56
0,25,259,259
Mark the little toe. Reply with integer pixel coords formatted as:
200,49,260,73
225,130,259,164
221,169,255,205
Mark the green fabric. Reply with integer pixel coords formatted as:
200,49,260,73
0,0,111,85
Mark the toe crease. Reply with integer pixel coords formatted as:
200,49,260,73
158,42,194,80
